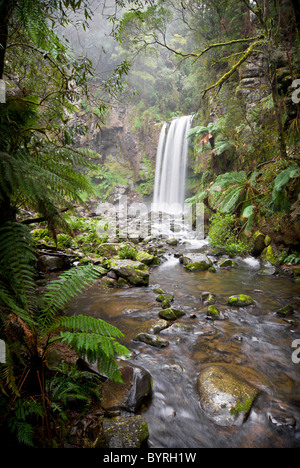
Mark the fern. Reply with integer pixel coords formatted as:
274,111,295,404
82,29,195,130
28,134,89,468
0,222,36,316
40,265,105,326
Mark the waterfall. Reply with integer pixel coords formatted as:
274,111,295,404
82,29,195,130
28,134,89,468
153,115,192,211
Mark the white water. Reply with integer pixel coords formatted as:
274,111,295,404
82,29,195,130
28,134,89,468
153,116,193,210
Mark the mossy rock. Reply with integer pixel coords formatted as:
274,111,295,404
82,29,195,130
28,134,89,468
158,308,185,321
136,250,155,265
97,243,123,258
110,259,149,286
156,293,174,309
250,231,266,256
228,295,255,307
201,292,216,306
261,245,278,266
183,254,212,272
206,305,224,320
218,259,238,268
276,304,294,317
166,238,178,246
133,332,169,348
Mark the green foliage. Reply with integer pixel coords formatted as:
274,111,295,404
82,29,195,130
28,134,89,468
208,212,248,256
271,164,300,212
118,245,138,260
0,221,129,446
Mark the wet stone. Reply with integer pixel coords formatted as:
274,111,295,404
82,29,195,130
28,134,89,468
197,365,260,427
94,415,149,448
134,332,169,348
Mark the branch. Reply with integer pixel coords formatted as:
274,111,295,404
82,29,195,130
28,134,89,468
201,39,264,97
6,42,67,78
154,34,264,61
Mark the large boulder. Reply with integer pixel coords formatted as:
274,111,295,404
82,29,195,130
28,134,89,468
110,259,149,286
182,253,212,272
101,361,152,416
197,365,260,427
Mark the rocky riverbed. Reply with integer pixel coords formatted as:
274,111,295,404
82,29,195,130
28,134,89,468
36,217,300,448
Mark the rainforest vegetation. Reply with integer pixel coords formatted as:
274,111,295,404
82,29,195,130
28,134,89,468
0,0,299,448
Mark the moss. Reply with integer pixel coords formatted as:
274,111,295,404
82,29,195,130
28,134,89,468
228,295,255,307
207,305,220,319
230,398,253,417
261,245,277,266
159,308,185,320
185,262,211,271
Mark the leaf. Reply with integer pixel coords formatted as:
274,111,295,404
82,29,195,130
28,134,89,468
217,185,244,213
271,164,300,211
210,171,247,193
241,205,255,219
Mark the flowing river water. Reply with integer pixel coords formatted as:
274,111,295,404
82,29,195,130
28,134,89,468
67,238,300,449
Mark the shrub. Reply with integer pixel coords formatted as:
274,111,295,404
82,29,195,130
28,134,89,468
208,212,248,256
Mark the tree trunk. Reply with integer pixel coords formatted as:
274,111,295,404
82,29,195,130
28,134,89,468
0,0,14,79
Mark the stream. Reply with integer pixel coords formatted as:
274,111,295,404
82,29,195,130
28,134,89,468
67,239,300,448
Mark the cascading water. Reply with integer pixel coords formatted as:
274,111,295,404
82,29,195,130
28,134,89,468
153,115,193,211
152,115,205,246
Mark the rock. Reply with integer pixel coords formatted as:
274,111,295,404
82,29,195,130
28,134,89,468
101,362,152,416
267,409,296,428
276,304,294,317
134,332,169,348
197,365,260,427
258,264,277,276
206,305,224,320
136,250,155,265
97,243,123,258
251,231,266,257
158,308,185,321
94,415,149,448
261,245,278,266
156,292,174,309
183,253,212,271
166,238,178,246
218,259,238,268
147,320,170,334
110,259,149,286
38,254,70,272
293,268,300,278
228,295,255,307
201,292,216,306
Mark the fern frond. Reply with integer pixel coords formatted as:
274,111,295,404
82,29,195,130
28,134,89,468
52,315,125,339
40,265,105,329
58,330,129,382
0,222,36,315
